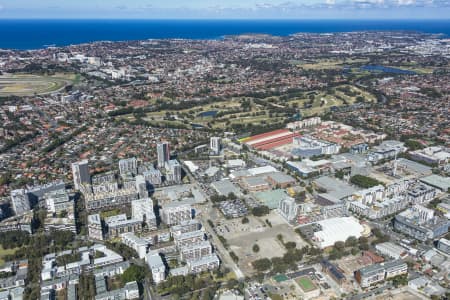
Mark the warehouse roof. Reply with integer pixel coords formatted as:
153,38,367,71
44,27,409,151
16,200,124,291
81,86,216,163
313,217,364,248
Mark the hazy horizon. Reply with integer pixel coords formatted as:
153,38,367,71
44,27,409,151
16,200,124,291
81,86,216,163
0,0,449,19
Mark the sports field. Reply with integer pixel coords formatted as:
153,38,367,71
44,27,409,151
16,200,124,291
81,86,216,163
0,74,76,96
296,276,317,292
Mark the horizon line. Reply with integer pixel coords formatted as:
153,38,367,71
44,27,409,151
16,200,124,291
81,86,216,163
1,17,450,21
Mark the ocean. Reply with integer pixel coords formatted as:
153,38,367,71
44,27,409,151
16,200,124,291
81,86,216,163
1,19,450,50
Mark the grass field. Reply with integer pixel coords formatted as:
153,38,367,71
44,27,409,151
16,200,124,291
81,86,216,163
127,83,376,130
0,73,76,96
0,246,18,265
296,276,317,292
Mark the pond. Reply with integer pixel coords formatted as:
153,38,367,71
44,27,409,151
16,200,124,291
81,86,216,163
197,110,218,117
360,65,416,75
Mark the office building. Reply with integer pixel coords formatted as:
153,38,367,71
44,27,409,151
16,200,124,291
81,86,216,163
131,198,157,230
71,160,90,190
118,157,138,175
161,203,192,226
87,214,103,240
146,252,166,283
156,142,170,169
10,189,30,215
210,137,221,155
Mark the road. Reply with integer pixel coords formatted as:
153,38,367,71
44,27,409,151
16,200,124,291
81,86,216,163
182,165,245,279
200,207,245,279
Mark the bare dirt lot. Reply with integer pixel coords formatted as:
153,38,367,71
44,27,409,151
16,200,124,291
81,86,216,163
218,211,308,275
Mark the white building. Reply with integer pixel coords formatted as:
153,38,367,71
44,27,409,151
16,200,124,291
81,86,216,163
146,252,166,283
71,160,90,190
45,189,72,213
10,189,30,216
119,157,138,175
278,197,298,222
131,198,157,230
165,159,182,183
121,233,148,259
287,117,321,130
186,254,220,274
210,137,221,155
375,242,407,259
292,136,341,157
179,241,212,261
313,217,364,248
174,230,205,248
87,214,103,240
161,203,192,226
143,168,162,186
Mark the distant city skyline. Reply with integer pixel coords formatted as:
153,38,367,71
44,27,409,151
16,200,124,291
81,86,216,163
0,0,449,19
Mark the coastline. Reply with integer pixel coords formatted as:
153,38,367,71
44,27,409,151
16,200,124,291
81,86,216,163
1,19,450,50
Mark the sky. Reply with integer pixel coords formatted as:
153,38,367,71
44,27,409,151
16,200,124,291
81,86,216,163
0,0,449,19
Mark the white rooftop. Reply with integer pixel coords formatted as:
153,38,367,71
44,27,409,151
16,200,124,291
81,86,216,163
313,216,364,248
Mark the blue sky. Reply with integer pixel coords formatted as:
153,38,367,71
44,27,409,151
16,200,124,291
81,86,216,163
0,0,449,19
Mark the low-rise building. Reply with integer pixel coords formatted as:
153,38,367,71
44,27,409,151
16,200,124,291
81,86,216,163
375,242,407,259
354,259,407,288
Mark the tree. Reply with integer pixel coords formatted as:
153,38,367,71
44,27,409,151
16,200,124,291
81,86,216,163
284,242,296,250
351,248,359,256
334,241,345,251
121,264,148,283
252,258,272,272
350,175,383,188
345,236,358,248
252,244,260,253
241,217,249,224
252,206,270,217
